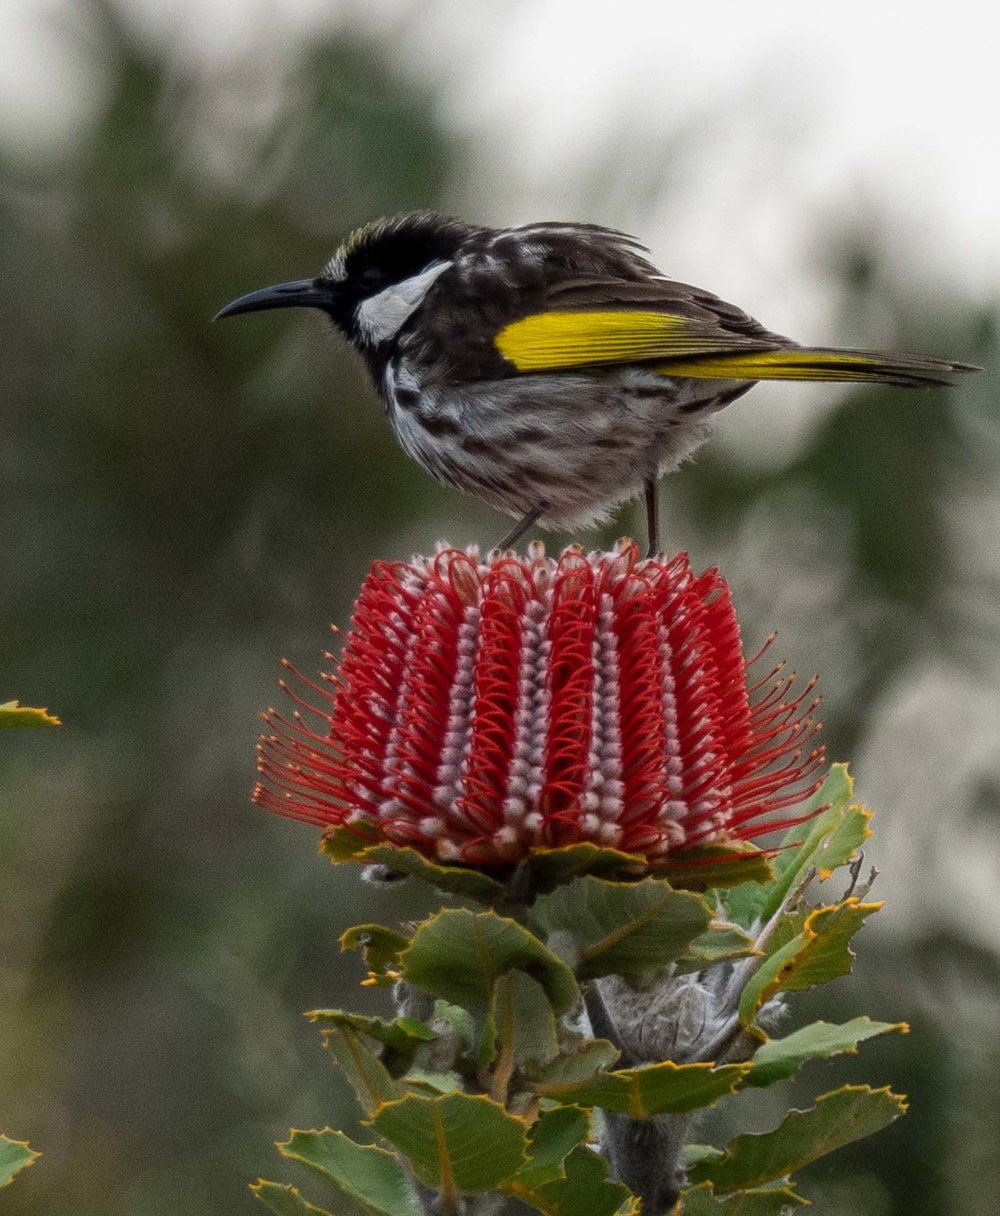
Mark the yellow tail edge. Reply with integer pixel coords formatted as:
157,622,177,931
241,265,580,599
657,347,980,389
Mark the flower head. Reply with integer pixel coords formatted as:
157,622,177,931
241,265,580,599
255,541,823,868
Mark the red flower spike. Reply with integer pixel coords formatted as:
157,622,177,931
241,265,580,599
254,541,825,868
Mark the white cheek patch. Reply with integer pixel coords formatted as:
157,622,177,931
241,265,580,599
356,260,453,344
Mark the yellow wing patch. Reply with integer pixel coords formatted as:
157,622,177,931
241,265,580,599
495,310,749,371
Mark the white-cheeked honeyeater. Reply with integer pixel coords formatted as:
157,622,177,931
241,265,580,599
217,211,977,552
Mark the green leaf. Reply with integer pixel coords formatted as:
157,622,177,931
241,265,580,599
370,1093,528,1195
339,924,411,986
680,1182,807,1214
322,1026,399,1114
278,1128,424,1216
725,766,868,928
307,1009,435,1053
676,921,759,972
0,700,60,729
320,821,382,862
518,1143,638,1216
681,1144,726,1170
654,841,776,891
747,1017,908,1087
0,1135,41,1187
533,1059,750,1116
250,1180,335,1216
400,1068,464,1094
738,900,880,1026
530,1039,621,1088
688,1084,907,1193
532,876,711,983
431,999,476,1047
679,1182,727,1215
326,840,507,903
512,1106,591,1189
525,843,649,886
400,908,579,1012
482,969,560,1072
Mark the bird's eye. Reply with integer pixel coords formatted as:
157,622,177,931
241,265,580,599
359,266,384,290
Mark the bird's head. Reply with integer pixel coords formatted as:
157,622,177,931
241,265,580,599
215,211,475,350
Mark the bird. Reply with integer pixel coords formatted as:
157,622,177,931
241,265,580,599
216,211,977,554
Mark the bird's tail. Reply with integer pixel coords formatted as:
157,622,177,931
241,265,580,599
657,347,979,389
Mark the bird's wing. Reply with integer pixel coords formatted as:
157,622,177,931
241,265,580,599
495,278,785,371
494,278,975,387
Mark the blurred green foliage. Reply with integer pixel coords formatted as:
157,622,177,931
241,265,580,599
1,4,997,1216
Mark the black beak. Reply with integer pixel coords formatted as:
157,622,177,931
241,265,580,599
213,278,335,321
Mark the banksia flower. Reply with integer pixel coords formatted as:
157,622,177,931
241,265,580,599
255,541,823,868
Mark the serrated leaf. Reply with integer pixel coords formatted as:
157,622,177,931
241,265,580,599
654,841,776,891
725,766,867,929
747,1017,908,1087
0,700,60,729
250,1180,335,1216
519,1143,638,1216
370,1093,528,1195
278,1128,424,1216
321,821,382,861
533,1059,750,1116
738,899,880,1026
400,908,579,1012
330,840,507,902
307,1010,436,1051
680,1183,727,1215
0,1135,41,1187
401,1068,464,1094
526,843,649,886
511,1106,591,1189
688,1084,907,1193
532,876,711,983
676,921,759,973
530,1039,621,1088
680,1182,807,1215
339,924,411,986
483,969,560,1073
322,1026,399,1113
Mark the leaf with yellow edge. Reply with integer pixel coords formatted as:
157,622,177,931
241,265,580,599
278,1128,424,1216
532,1059,750,1116
688,1085,907,1193
526,842,649,886
0,700,60,729
341,842,507,903
654,841,776,891
725,766,868,929
0,1135,40,1187
517,1143,639,1216
321,1026,400,1114
532,875,711,983
747,1017,908,1087
250,1180,335,1216
400,908,579,1013
738,899,880,1026
339,924,411,986
508,1106,590,1190
369,1093,529,1195
679,1182,807,1214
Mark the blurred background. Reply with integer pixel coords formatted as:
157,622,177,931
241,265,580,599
2,1,998,1212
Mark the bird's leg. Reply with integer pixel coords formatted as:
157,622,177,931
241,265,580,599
643,477,660,558
494,503,548,551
